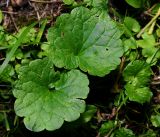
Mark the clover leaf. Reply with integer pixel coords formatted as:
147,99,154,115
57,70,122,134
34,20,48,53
48,7,123,77
13,58,89,131
123,60,153,103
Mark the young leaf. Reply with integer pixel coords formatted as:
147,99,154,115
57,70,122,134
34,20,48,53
123,60,153,103
124,17,140,33
80,105,97,123
48,7,123,77
63,0,74,5
139,129,157,137
124,37,137,52
0,22,37,75
13,58,89,131
151,3,160,15
0,64,14,82
136,33,160,63
125,0,144,8
125,83,152,104
114,128,135,137
99,121,115,136
84,0,107,9
151,115,160,127
123,60,151,86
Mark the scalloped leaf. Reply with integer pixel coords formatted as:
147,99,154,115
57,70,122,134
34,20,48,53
123,60,151,86
123,60,152,103
125,83,152,104
13,58,89,131
48,7,123,77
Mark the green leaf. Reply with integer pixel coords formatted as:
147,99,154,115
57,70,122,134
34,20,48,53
139,129,157,137
48,7,123,77
136,33,160,64
99,121,115,136
84,0,107,9
123,60,152,103
124,37,137,52
9,49,23,61
80,105,97,123
38,42,50,58
34,19,47,44
151,3,160,15
125,83,152,104
84,0,108,17
0,64,14,82
0,113,4,123
114,128,135,137
0,10,3,24
16,27,37,44
125,0,144,8
123,60,151,86
13,58,89,131
124,17,140,33
63,0,74,5
151,115,160,127
0,22,38,75
137,33,155,49
156,28,160,37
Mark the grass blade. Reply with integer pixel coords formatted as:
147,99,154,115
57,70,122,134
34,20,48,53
0,22,38,75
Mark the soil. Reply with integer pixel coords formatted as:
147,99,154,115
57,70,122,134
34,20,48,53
0,0,63,32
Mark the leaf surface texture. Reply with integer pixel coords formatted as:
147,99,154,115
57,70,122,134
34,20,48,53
48,7,123,76
13,58,89,131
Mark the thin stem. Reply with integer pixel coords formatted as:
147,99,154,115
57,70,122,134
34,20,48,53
14,115,18,126
149,48,160,65
148,20,156,34
112,57,125,93
155,42,160,46
4,112,10,131
117,96,129,112
104,128,114,137
115,95,129,124
137,8,160,38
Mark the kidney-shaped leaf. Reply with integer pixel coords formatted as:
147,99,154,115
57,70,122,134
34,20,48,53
13,58,89,132
48,7,123,77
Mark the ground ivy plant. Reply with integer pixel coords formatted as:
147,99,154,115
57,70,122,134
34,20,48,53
13,6,123,131
123,60,153,103
14,58,89,131
1,0,160,136
47,7,123,76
